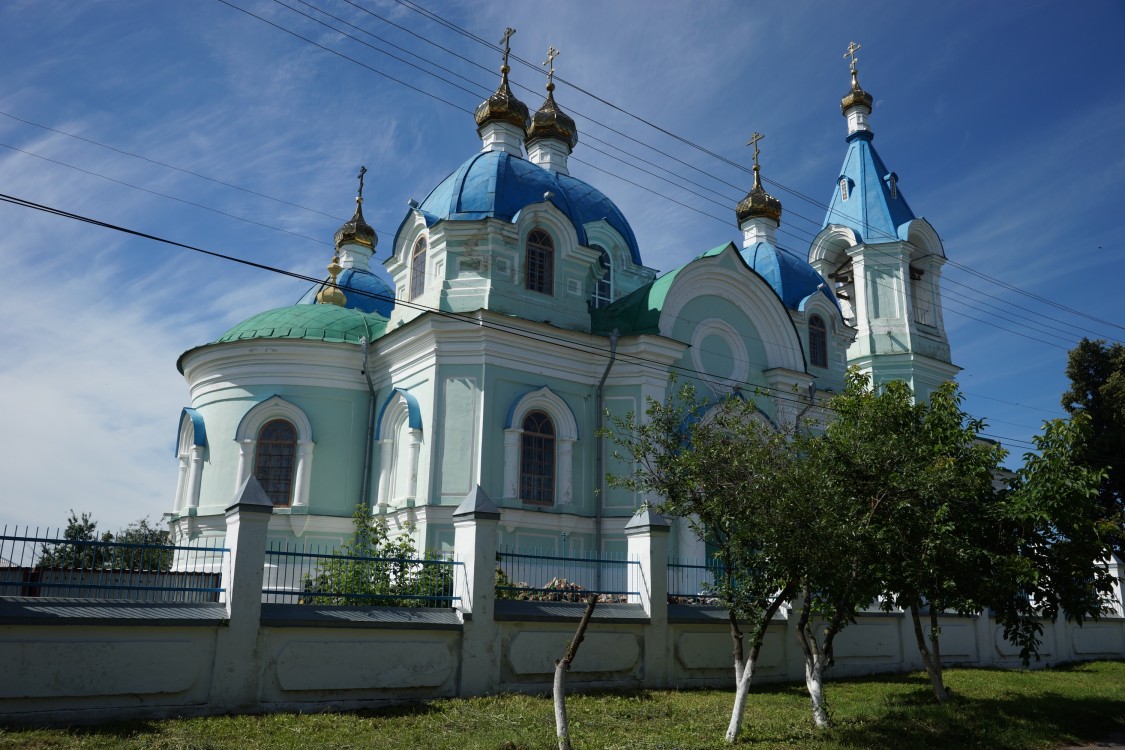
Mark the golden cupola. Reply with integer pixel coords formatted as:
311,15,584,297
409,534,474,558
736,133,782,227
475,28,529,155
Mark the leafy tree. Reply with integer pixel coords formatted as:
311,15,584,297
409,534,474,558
992,414,1118,662
816,376,1006,703
1062,338,1125,558
37,512,172,571
607,382,802,743
304,504,452,607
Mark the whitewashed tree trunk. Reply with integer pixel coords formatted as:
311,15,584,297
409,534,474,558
724,656,756,742
554,595,597,750
804,655,830,728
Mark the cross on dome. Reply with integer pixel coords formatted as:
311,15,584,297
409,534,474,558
844,41,861,71
499,27,515,71
747,131,764,169
544,46,559,87
357,165,367,202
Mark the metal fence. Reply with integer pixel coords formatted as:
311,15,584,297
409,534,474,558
496,548,639,602
667,557,727,605
0,525,227,602
263,541,461,608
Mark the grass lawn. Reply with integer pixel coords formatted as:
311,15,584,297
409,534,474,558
2,661,1122,749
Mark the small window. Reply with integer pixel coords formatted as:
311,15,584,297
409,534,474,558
809,315,828,369
520,411,555,504
255,419,297,506
590,246,612,309
839,177,849,201
525,229,554,295
409,237,427,300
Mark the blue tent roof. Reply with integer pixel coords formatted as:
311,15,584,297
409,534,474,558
823,131,916,243
412,150,642,264
297,267,395,317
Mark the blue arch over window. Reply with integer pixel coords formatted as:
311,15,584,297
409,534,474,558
374,387,423,440
175,407,208,455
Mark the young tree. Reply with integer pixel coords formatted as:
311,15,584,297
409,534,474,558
1062,338,1125,559
992,414,1118,662
828,378,1004,703
607,382,801,743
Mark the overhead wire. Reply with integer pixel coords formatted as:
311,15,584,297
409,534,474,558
0,1,1099,430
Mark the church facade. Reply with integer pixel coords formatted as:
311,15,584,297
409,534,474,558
168,45,953,559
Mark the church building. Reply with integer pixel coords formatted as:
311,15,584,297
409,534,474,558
168,41,953,559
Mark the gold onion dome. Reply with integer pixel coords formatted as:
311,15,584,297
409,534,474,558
526,82,578,149
840,67,873,114
475,64,530,133
316,251,348,307
334,199,376,250
736,165,782,225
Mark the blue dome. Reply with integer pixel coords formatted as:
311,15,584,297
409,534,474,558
413,150,642,264
298,267,395,317
741,242,838,311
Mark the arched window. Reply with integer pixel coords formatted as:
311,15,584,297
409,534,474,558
525,229,554,295
520,411,555,505
409,236,427,300
255,419,297,506
808,315,828,369
590,246,612,309
839,177,849,201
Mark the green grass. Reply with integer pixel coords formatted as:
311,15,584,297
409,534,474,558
2,662,1122,749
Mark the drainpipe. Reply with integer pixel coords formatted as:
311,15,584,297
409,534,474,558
359,337,378,509
795,382,817,433
595,328,620,590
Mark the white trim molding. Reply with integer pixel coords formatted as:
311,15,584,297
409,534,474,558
234,396,315,507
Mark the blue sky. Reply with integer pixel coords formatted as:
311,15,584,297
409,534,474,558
1,0,1122,531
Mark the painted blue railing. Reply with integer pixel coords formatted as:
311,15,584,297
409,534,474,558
667,557,727,604
263,542,461,608
496,548,639,602
0,525,227,602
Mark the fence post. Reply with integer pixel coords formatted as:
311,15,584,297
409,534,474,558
453,485,501,696
625,508,671,687
209,476,273,710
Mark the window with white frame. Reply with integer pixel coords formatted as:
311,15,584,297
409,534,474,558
519,411,556,504
525,229,554,295
503,387,577,506
808,315,828,369
234,396,315,508
410,236,427,300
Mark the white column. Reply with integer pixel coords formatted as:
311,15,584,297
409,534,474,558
235,439,254,490
406,429,422,502
173,454,189,511
186,445,205,509
377,440,394,510
292,440,314,507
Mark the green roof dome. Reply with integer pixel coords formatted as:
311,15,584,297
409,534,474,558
216,304,387,344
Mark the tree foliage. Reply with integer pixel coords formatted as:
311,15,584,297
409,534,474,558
992,413,1117,661
607,381,803,742
303,504,452,607
37,511,172,571
1062,338,1125,558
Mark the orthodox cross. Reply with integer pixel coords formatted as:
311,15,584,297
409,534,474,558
844,41,861,72
544,46,559,86
747,132,764,168
499,27,515,69
357,165,367,200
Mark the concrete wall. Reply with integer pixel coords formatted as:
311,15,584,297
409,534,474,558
1,496,1122,725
